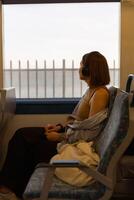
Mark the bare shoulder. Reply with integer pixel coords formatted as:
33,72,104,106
90,87,109,107
89,88,109,116
94,88,109,97
93,87,109,99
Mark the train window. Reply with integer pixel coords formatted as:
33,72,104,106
2,2,120,98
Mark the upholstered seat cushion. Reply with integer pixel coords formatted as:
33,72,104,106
23,166,105,200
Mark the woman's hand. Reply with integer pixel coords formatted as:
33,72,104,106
45,124,61,133
45,131,62,142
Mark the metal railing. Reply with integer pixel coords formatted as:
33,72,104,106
3,59,120,98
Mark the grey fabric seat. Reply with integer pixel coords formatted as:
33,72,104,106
23,87,131,200
114,74,134,198
0,87,16,132
0,88,16,169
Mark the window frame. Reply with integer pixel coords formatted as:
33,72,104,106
2,0,120,5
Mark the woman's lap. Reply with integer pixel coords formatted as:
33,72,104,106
0,127,58,197
13,127,58,162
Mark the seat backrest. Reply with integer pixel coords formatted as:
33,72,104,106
97,86,117,132
95,88,129,174
0,87,16,132
126,74,134,93
107,86,118,114
126,74,134,107
0,93,2,127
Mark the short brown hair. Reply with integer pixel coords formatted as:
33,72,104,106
81,51,110,87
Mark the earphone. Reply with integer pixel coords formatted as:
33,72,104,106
81,65,90,77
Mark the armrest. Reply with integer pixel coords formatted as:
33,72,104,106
37,160,81,168
39,160,113,200
38,160,113,189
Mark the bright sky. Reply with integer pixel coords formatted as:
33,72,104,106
3,2,120,69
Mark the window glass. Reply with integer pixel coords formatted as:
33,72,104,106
3,3,120,98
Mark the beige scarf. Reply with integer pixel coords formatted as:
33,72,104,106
51,109,108,187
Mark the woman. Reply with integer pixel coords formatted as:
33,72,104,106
0,51,110,200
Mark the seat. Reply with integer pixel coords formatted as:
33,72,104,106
23,86,131,200
114,74,134,198
0,87,16,132
0,87,16,169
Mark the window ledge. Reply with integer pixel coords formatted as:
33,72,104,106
16,98,80,114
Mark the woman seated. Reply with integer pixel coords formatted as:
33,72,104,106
0,51,110,200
